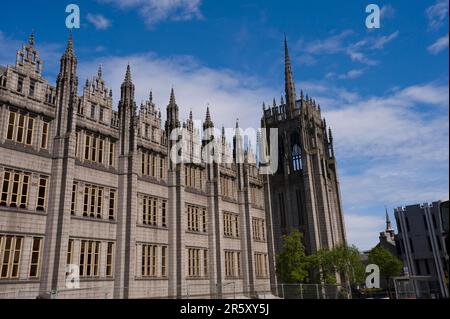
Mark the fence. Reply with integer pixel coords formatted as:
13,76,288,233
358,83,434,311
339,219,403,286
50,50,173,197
0,283,351,300
393,276,442,299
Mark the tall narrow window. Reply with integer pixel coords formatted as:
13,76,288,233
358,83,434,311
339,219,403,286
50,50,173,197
292,144,302,172
7,112,16,140
25,117,34,145
84,135,91,160
98,140,104,164
161,246,167,277
109,191,116,220
29,80,36,97
41,122,49,149
20,174,30,208
16,114,25,143
161,200,167,227
106,242,114,277
29,238,42,278
17,76,24,93
109,142,115,167
99,108,104,123
0,171,11,206
71,183,77,215
36,176,48,211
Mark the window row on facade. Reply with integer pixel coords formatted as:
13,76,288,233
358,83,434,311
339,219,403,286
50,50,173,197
220,174,237,200
224,212,239,238
141,150,166,181
1,168,48,211
187,205,207,233
252,218,266,242
71,182,116,221
140,195,167,228
75,131,116,168
67,239,115,278
6,110,50,150
0,235,42,280
185,165,204,192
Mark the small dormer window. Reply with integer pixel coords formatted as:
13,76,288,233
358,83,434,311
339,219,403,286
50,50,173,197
99,108,104,122
29,80,36,97
90,104,96,119
17,76,24,93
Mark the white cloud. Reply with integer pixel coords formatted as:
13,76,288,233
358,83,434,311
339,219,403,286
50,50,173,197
326,69,365,80
380,4,396,19
426,0,449,31
98,0,203,27
87,13,112,30
370,31,399,50
77,52,276,130
345,214,385,251
428,34,449,54
297,30,398,67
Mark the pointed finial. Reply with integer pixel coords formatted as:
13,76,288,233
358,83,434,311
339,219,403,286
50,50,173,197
300,90,304,100
280,95,285,105
149,90,153,102
65,31,74,55
29,30,35,47
169,87,176,105
262,102,266,111
124,64,132,83
385,207,393,231
85,79,89,87
98,64,103,79
273,98,277,108
109,89,113,97
236,118,240,129
189,109,193,120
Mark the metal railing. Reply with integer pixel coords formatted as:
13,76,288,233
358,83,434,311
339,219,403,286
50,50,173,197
0,283,351,300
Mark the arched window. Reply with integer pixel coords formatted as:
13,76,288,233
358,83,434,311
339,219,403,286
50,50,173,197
292,144,302,172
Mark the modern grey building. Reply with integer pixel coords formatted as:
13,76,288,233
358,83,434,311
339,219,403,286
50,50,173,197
395,201,449,298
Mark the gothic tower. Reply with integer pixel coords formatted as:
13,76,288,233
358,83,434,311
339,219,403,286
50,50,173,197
261,37,347,258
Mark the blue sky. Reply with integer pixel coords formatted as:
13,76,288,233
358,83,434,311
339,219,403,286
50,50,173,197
0,0,448,250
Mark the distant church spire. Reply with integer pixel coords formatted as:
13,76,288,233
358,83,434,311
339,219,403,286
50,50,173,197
284,34,296,118
385,207,393,232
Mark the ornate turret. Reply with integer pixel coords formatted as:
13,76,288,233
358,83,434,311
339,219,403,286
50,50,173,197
55,33,78,136
118,65,137,155
165,88,180,135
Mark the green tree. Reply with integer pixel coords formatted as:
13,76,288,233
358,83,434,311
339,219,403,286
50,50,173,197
276,230,310,283
308,245,365,285
332,245,366,285
368,246,403,289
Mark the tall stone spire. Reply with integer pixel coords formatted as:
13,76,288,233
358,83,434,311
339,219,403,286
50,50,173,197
284,34,297,118
165,88,180,134
120,64,135,104
386,208,393,232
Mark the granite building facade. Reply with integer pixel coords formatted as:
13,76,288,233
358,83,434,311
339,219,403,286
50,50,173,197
261,38,347,257
0,33,275,299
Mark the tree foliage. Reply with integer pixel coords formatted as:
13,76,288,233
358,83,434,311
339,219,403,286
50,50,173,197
276,230,366,285
368,246,403,286
276,230,310,283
